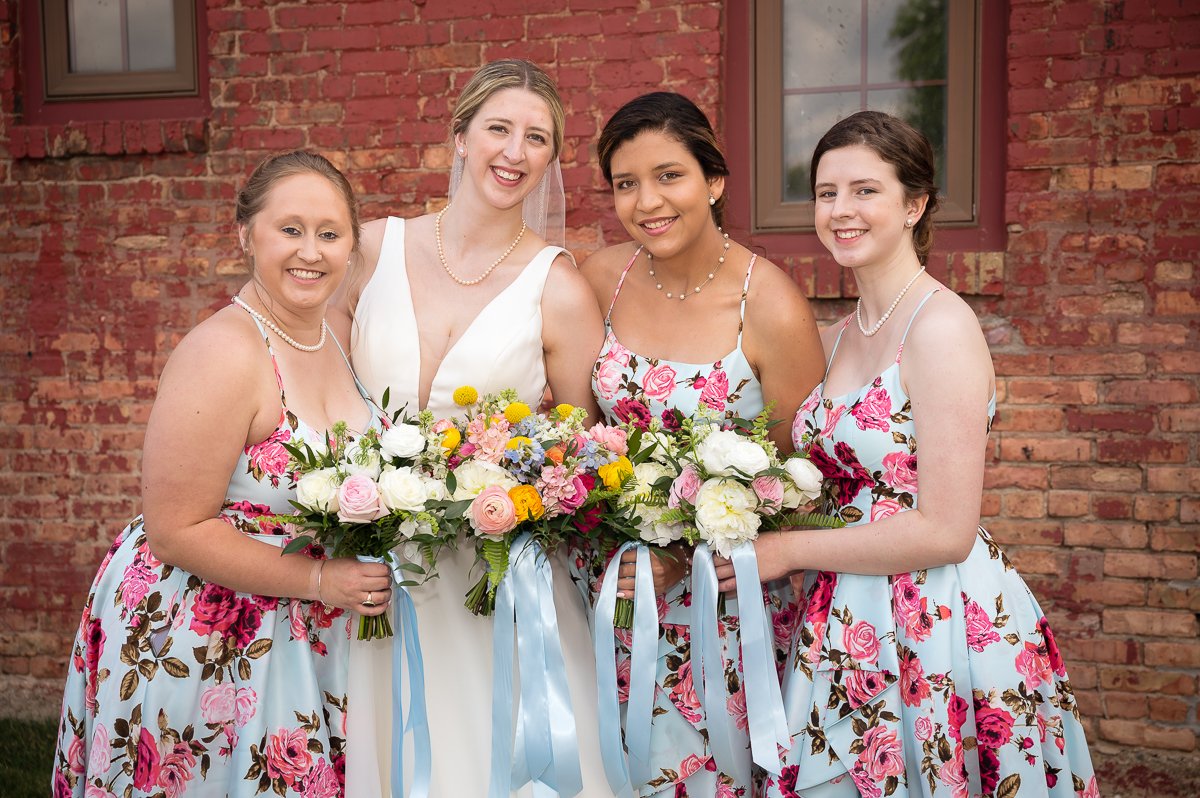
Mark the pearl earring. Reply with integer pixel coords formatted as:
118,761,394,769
905,218,914,227
708,195,716,206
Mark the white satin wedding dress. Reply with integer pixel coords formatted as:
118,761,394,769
348,217,611,797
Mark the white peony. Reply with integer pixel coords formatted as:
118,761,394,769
450,460,518,500
377,466,428,513
635,504,686,547
694,477,761,556
296,468,341,512
421,476,449,502
783,456,823,508
379,423,427,460
695,429,770,477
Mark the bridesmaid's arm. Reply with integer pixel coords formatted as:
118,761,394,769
542,253,605,423
717,292,995,588
139,313,391,611
741,258,825,454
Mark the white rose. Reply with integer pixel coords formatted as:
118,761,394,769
296,468,340,512
621,461,673,505
379,424,427,460
783,456,823,507
695,430,770,477
635,504,686,547
450,460,518,500
640,430,675,463
345,449,382,480
421,476,449,502
377,466,428,512
694,478,761,556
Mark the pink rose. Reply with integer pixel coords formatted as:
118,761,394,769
858,724,905,781
336,474,385,523
1080,775,1101,798
612,397,651,429
974,704,1015,750
302,758,341,798
289,600,308,641
200,682,238,724
773,604,798,651
557,475,590,513
1014,640,1053,690
157,741,196,797
678,753,707,780
615,656,631,704
850,383,892,432
842,620,881,664
964,597,1001,652
53,771,71,798
226,598,264,648
820,403,847,439
1038,616,1068,676
85,785,115,798
869,497,903,522
752,475,785,515
265,727,314,787
727,688,749,732
469,485,517,536
947,693,969,742
669,660,703,723
120,558,160,611
938,744,970,798
899,649,931,707
587,423,629,456
913,715,933,741
67,734,86,774
190,583,240,635
699,368,730,410
880,451,918,493
641,362,678,404
132,727,161,791
804,620,826,666
593,356,625,401
806,570,837,623
432,418,453,434
89,723,111,775
235,686,258,727
842,669,889,709
668,465,703,508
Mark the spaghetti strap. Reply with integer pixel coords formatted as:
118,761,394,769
896,288,941,363
605,247,643,324
233,301,289,407
824,316,854,380
735,254,757,343
329,330,373,403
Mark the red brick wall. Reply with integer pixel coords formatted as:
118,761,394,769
1,0,1197,787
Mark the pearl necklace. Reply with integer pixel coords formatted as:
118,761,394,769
231,295,328,352
435,203,526,286
856,267,926,337
648,229,731,301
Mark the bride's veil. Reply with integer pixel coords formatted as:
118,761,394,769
448,151,567,249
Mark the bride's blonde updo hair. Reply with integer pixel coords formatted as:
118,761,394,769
450,59,565,159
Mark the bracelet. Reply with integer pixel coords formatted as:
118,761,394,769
313,559,326,603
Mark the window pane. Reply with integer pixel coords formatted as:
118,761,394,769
867,86,948,193
69,0,124,73
127,0,176,71
783,2,861,90
868,0,948,83
783,91,861,202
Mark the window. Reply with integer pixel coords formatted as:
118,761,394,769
752,0,979,231
40,0,199,101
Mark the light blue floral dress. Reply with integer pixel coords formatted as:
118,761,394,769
762,291,1097,798
571,249,801,797
52,314,377,798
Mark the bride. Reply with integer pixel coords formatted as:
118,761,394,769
341,60,609,796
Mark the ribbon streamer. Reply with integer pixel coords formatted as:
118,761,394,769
690,544,750,786
594,541,655,796
489,534,583,797
730,542,791,774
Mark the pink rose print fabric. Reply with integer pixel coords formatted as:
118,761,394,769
569,250,773,796
764,300,1095,798
53,328,366,797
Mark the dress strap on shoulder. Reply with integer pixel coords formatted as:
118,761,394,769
328,330,373,403
605,247,642,324
897,288,942,363
735,253,757,343
232,299,288,406
824,316,854,380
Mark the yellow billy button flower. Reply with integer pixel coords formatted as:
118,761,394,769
503,401,532,424
508,484,545,522
452,385,479,406
505,436,533,450
598,455,634,491
440,428,462,453
554,403,574,419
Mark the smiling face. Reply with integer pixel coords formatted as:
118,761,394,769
240,171,355,312
608,129,724,259
453,87,557,210
812,144,925,271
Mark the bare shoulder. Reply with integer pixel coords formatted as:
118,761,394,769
743,255,816,329
577,242,639,298
162,305,264,390
902,286,994,384
545,251,605,314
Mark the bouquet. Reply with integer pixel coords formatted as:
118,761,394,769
280,402,453,640
432,386,627,616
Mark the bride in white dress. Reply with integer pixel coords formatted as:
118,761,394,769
343,60,610,796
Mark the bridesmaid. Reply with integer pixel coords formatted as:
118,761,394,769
53,151,390,797
572,92,824,797
725,111,1098,798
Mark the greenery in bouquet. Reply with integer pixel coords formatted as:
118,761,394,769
430,386,627,616
278,398,454,639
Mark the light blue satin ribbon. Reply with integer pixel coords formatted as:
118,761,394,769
356,554,430,798
690,544,750,785
730,542,791,775
488,533,583,798
594,541,655,796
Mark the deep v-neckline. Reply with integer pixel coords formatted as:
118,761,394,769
394,218,543,411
